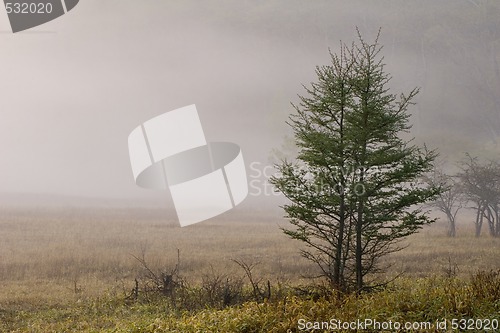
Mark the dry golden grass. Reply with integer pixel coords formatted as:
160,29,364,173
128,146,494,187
385,225,500,278
0,206,312,307
0,206,499,308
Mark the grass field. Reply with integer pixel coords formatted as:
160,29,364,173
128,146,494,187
0,206,499,332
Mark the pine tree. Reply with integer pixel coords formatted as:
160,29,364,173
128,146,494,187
270,30,441,292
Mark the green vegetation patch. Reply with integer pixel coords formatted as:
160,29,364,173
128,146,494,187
2,273,499,333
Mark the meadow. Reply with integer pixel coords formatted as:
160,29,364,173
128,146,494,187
0,206,499,332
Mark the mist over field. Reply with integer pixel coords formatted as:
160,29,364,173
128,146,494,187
0,0,498,209
2,2,500,331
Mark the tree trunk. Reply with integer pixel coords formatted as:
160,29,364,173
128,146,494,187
494,204,500,237
446,211,456,237
356,198,363,292
475,204,483,237
356,168,365,292
486,205,495,236
334,193,345,291
444,204,456,237
341,215,353,291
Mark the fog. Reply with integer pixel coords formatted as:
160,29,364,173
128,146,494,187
0,0,499,207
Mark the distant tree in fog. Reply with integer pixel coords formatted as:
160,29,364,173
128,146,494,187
458,154,500,237
424,167,464,237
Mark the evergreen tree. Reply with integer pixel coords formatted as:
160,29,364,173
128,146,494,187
270,30,441,292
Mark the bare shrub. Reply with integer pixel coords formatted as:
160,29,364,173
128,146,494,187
232,259,271,302
200,266,244,308
130,247,184,303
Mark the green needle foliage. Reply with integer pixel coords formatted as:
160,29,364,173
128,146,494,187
270,29,442,293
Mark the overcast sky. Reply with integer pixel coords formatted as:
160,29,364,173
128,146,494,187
1,1,499,205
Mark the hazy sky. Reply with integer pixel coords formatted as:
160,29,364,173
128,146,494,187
1,0,499,204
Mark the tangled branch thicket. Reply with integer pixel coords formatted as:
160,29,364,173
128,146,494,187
128,250,286,311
